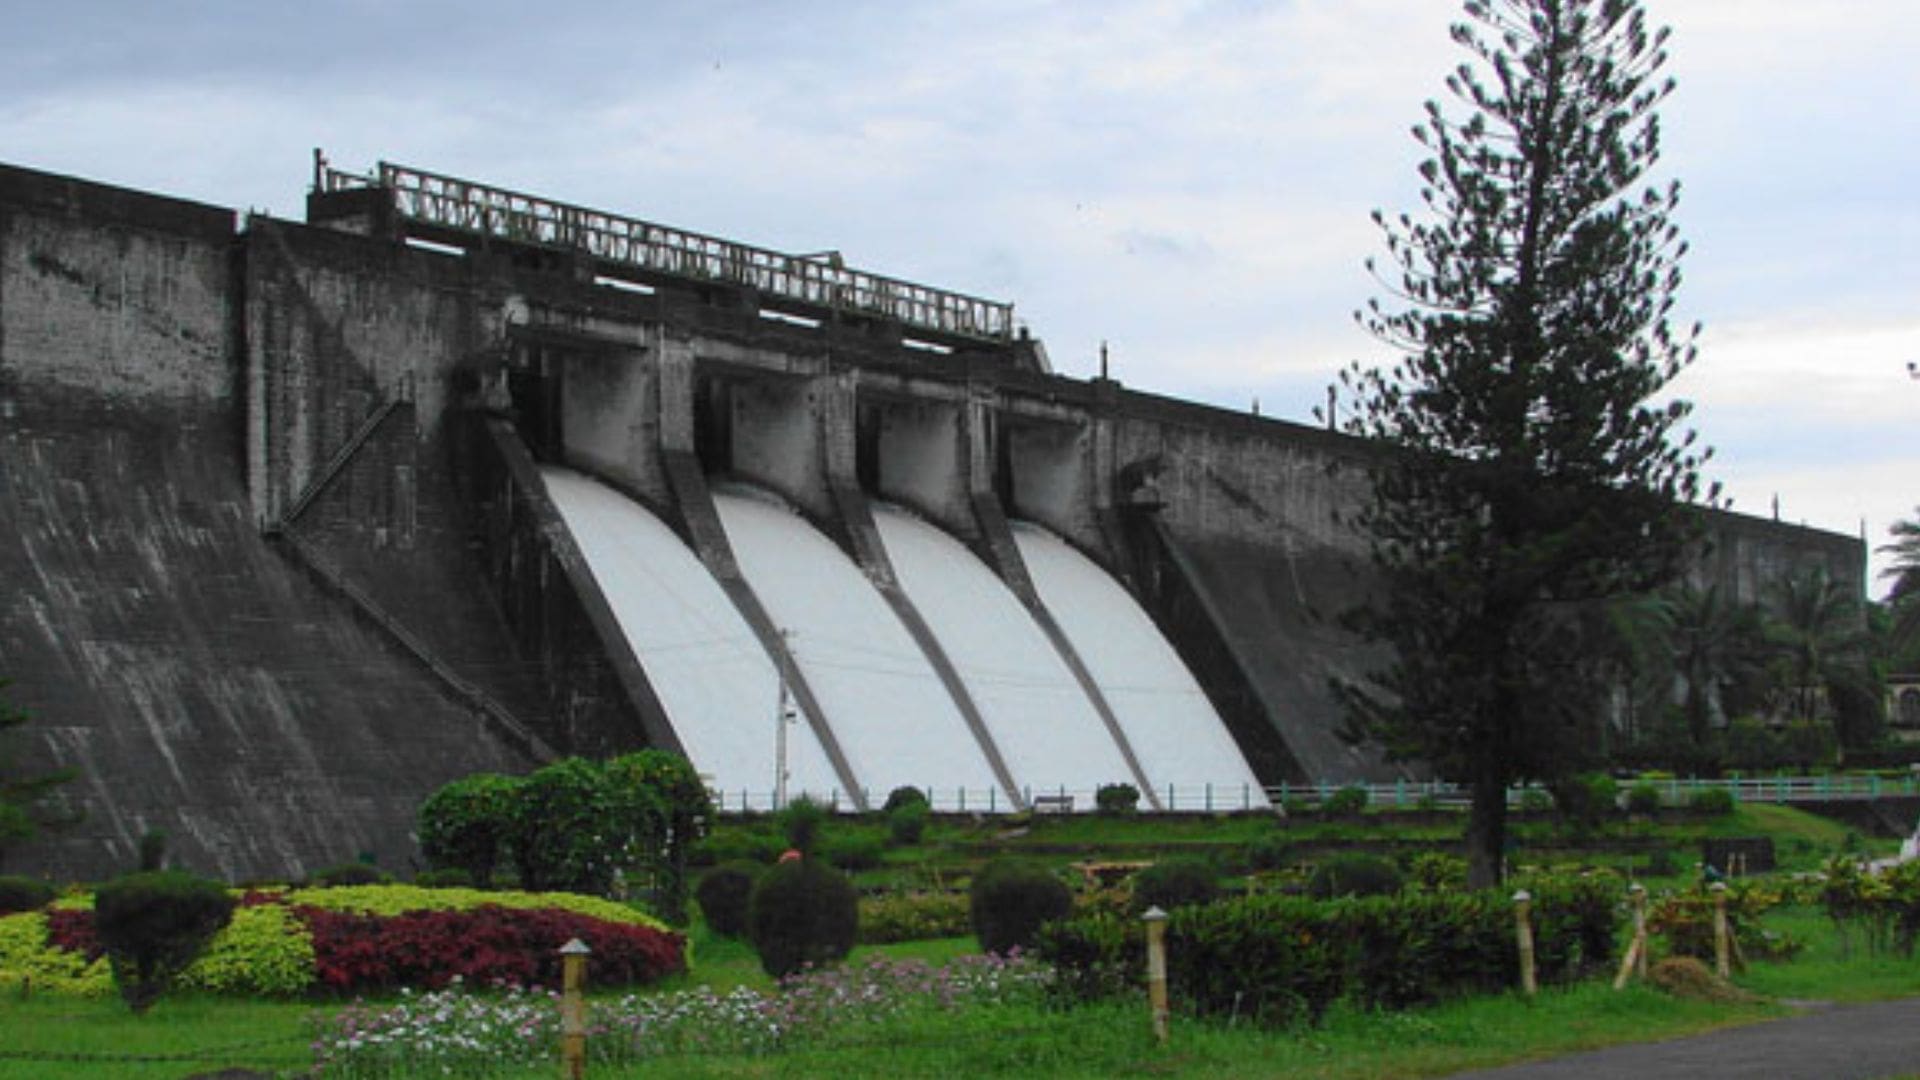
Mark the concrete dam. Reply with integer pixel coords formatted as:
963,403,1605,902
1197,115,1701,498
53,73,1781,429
0,157,1865,881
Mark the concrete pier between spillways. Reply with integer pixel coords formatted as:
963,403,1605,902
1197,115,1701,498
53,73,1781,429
0,157,1869,877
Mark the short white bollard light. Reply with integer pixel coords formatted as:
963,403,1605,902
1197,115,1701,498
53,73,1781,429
560,938,591,1078
1142,906,1170,1043
1512,890,1537,997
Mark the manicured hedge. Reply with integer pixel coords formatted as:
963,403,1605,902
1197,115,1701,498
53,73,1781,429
1038,874,1617,1026
0,884,686,998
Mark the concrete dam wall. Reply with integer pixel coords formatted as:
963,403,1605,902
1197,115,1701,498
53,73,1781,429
0,159,1866,879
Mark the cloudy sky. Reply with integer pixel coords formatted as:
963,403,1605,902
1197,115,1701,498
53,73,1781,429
5,1,1914,593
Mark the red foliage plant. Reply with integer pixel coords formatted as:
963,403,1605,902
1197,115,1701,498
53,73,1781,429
296,905,685,993
45,908,103,962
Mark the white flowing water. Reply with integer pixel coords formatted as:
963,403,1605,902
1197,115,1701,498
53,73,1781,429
872,503,1134,797
538,468,840,802
713,486,1005,804
1012,521,1266,805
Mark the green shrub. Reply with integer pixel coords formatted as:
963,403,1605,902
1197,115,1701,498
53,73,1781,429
1689,787,1735,816
418,773,521,887
1132,857,1220,914
694,863,757,938
1095,783,1140,815
748,858,858,978
881,786,930,814
311,862,391,888
858,891,972,944
1037,876,1617,1025
1307,853,1404,900
415,868,474,889
0,875,55,914
825,833,885,872
605,750,711,922
1518,788,1554,814
1549,773,1618,836
508,759,628,894
777,796,830,857
93,871,236,1013
1245,836,1293,873
1323,785,1369,817
887,801,930,846
1626,781,1663,815
970,859,1072,955
691,829,787,867
1406,852,1467,893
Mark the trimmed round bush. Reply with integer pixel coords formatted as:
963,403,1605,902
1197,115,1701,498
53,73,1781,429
1095,783,1140,815
93,871,236,1013
0,875,56,914
881,786,930,814
1306,854,1405,900
748,859,858,978
970,859,1072,955
695,863,757,938
1131,857,1220,914
887,801,930,846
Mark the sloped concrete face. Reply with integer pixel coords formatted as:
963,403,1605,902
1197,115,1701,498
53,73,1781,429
0,166,538,881
0,388,534,881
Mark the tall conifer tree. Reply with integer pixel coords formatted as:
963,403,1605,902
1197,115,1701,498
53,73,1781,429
1337,0,1715,886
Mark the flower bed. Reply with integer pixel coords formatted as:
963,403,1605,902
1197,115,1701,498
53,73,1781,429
0,885,685,998
312,952,1051,1075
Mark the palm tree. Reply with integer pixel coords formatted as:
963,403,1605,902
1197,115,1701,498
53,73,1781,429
1766,566,1880,750
1665,585,1771,748
1880,508,1920,656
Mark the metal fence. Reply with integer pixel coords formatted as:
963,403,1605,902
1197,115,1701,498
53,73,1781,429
316,159,1015,344
707,771,1920,815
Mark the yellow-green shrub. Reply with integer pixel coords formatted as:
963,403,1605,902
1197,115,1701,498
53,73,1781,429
181,904,315,995
281,885,672,932
0,912,112,997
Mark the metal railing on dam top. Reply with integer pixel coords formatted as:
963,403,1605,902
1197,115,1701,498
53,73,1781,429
315,156,1016,345
706,771,1920,814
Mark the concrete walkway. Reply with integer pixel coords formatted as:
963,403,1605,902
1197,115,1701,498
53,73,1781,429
1445,997,1920,1079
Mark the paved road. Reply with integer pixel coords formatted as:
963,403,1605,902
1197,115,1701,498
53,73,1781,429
1447,998,1920,1079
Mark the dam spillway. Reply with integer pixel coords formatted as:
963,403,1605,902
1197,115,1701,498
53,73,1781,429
538,468,843,801
540,464,1264,809
870,503,1138,801
1012,521,1267,806
2,155,1861,877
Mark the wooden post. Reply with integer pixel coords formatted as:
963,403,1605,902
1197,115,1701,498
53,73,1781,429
1513,890,1537,997
560,938,591,1078
1143,906,1170,1043
1710,882,1731,979
1613,883,1648,990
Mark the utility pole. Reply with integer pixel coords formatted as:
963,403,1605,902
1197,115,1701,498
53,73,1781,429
774,628,795,810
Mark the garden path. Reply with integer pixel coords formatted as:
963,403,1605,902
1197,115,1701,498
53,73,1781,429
1443,996,1920,1079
